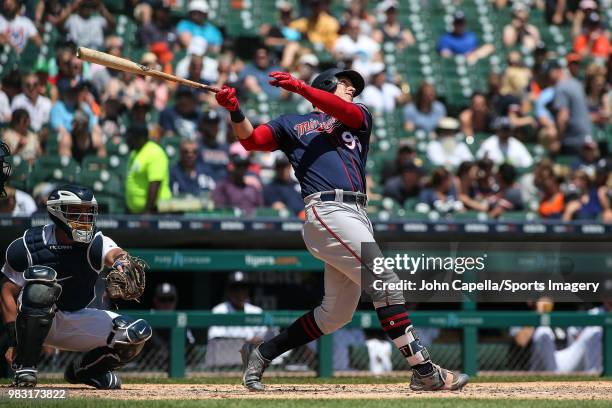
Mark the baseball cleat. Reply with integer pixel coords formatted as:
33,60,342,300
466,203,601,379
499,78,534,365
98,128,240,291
11,366,37,387
64,362,122,390
409,363,469,391
240,343,270,391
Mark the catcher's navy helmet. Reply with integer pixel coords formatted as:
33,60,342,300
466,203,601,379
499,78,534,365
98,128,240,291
0,141,11,198
47,184,98,243
311,68,365,97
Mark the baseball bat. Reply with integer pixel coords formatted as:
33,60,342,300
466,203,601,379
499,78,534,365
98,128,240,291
76,47,220,93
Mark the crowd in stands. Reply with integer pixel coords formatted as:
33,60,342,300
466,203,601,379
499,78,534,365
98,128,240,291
0,0,610,223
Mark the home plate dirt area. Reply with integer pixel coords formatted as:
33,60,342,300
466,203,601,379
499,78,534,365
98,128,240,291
24,381,612,400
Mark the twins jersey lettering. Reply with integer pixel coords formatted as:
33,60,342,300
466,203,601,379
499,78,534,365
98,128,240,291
265,103,372,197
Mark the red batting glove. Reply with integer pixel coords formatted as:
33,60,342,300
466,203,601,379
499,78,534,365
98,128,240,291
215,85,240,111
268,71,306,94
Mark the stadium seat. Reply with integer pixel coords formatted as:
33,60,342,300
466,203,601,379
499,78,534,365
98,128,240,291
30,155,79,187
5,155,31,192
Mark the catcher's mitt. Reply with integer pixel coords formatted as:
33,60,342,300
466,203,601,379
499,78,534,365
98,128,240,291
106,254,147,301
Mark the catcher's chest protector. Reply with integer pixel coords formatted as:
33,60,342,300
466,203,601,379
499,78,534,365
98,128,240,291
24,226,101,312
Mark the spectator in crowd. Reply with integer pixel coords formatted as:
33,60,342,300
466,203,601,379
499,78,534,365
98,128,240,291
50,81,98,134
455,161,489,212
459,92,493,137
0,185,37,217
417,167,463,214
206,271,268,368
57,0,115,50
1,109,40,165
373,0,415,50
125,52,170,112
403,82,446,134
198,111,229,182
380,142,417,185
488,163,524,218
333,17,381,76
573,12,611,60
503,3,540,51
498,52,537,133
212,154,264,215
98,97,125,143
562,169,603,221
240,46,283,100
159,87,201,139
170,138,215,197
90,35,124,95
436,11,494,65
534,72,559,154
68,109,104,163
571,137,601,177
135,1,176,47
125,122,172,214
51,81,103,157
547,60,593,153
359,63,408,113
1,69,22,102
0,0,42,53
175,37,219,85
294,53,319,85
259,1,301,69
10,73,52,132
476,158,496,197
289,0,340,51
177,0,223,52
263,157,303,216
340,0,376,36
585,66,610,128
536,166,565,219
382,160,423,207
565,52,582,79
426,117,473,170
477,117,534,169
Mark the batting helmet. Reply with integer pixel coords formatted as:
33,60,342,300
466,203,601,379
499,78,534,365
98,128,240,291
311,68,365,97
0,141,11,198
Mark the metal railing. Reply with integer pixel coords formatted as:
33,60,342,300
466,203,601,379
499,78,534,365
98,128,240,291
118,311,612,378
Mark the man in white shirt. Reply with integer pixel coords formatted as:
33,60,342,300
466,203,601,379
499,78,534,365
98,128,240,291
175,37,219,84
477,116,533,168
426,117,473,170
358,63,407,114
57,0,115,50
0,0,41,53
11,74,52,132
205,271,269,368
333,17,381,76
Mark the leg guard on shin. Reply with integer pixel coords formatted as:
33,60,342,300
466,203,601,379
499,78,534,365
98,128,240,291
14,266,61,368
395,325,431,367
65,315,151,389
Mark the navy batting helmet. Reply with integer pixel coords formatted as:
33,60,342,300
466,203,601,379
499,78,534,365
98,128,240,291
0,141,11,198
311,68,365,97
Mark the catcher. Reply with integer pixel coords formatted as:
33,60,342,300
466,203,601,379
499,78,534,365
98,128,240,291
0,184,150,389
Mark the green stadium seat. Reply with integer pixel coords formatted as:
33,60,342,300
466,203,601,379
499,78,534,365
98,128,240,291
30,155,79,187
5,156,31,191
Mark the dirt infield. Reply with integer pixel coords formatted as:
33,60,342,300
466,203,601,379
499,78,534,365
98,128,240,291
21,382,612,400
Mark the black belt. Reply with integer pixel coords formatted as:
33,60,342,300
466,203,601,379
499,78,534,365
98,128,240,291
319,192,368,206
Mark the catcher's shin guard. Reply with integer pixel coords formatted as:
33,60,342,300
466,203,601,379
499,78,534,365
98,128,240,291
65,315,151,389
14,266,61,374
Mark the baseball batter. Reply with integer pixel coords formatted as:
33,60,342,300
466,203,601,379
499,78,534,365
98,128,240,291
1,184,151,389
215,68,469,391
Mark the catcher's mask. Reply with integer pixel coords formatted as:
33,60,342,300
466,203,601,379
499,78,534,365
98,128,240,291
47,184,98,243
0,141,11,198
